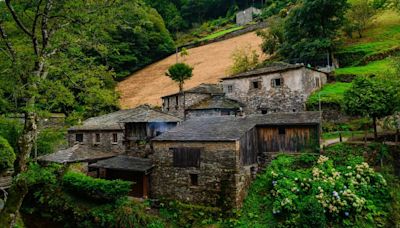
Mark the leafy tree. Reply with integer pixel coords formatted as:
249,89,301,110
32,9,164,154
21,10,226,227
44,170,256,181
0,136,15,172
256,15,285,55
344,76,398,141
279,0,349,63
346,0,376,38
229,45,261,75
165,63,193,93
0,1,123,226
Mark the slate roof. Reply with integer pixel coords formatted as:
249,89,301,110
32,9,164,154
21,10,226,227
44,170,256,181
221,62,304,80
187,95,243,110
162,83,223,98
152,112,321,142
69,105,181,131
88,155,154,173
37,144,117,164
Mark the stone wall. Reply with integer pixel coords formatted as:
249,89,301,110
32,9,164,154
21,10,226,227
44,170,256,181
68,130,125,153
151,141,253,208
162,93,210,118
222,67,328,114
185,109,237,119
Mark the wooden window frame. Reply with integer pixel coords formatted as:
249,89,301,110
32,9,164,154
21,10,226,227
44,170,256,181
250,80,262,90
75,133,83,143
95,133,101,143
278,126,286,135
272,78,283,88
227,85,233,93
172,147,202,168
112,133,118,144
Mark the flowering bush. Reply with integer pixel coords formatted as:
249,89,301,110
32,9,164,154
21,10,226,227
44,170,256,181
266,153,390,227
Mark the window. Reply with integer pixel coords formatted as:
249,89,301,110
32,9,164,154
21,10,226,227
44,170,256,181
112,133,118,143
272,78,283,87
227,85,233,93
76,134,83,142
190,174,198,186
261,109,268,114
172,148,201,168
278,127,286,135
95,133,100,143
251,81,262,89
175,96,179,110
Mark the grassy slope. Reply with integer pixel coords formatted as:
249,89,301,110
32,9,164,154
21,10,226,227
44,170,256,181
336,10,400,76
307,82,352,107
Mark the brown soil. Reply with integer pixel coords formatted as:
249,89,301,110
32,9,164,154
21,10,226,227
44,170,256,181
117,32,263,109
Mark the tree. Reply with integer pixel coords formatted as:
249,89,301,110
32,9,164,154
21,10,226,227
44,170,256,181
229,45,261,75
344,76,398,141
279,0,348,63
0,1,120,226
256,15,284,55
165,63,193,93
346,0,376,38
0,136,15,172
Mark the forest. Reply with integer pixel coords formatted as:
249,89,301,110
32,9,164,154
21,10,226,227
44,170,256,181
0,0,400,227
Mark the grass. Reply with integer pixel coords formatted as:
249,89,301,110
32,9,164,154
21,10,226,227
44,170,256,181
198,26,244,41
340,10,400,55
322,130,365,140
335,58,394,76
307,82,352,107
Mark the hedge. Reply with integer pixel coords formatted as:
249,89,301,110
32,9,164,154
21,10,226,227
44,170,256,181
63,172,132,201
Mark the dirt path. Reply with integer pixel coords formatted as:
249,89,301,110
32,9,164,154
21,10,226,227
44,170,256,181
322,137,349,147
117,32,263,109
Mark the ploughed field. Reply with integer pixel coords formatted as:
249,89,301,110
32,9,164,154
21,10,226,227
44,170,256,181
117,32,263,109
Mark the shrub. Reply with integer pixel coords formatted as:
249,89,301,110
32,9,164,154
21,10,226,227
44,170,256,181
63,172,132,201
36,128,67,156
0,136,15,171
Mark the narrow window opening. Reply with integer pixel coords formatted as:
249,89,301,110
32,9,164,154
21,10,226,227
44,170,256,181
261,109,268,114
292,109,296,112
272,78,283,87
190,174,198,186
76,134,83,143
112,133,118,143
227,85,233,93
278,127,286,135
252,81,261,89
95,133,100,143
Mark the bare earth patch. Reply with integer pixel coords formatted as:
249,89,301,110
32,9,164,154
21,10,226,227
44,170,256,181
117,32,263,109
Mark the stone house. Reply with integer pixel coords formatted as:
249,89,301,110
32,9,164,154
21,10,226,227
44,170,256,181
162,83,242,119
221,62,328,115
151,112,321,207
236,7,261,26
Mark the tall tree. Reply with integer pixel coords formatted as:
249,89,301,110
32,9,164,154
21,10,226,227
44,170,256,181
346,0,376,38
344,76,398,141
279,0,348,63
165,63,193,93
0,1,120,226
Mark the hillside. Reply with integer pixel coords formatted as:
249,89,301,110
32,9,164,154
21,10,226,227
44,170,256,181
117,32,263,109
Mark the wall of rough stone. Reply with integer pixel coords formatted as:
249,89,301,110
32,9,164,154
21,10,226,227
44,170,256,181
162,93,210,118
151,141,254,208
68,130,125,153
222,67,328,114
185,109,237,119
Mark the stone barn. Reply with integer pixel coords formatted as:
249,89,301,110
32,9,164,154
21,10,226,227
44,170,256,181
221,62,328,115
151,112,321,207
161,83,225,118
236,7,261,26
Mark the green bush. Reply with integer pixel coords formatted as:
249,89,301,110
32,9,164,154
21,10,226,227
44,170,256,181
63,172,132,201
240,147,392,227
36,128,67,156
0,136,15,171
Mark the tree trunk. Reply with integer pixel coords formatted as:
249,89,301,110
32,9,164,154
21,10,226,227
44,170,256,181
0,112,37,227
373,116,378,141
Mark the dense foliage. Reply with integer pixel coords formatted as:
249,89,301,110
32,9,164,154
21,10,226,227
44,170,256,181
239,144,394,227
344,76,399,140
165,63,193,92
0,136,15,171
63,172,132,202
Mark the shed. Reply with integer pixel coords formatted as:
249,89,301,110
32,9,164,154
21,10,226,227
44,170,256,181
89,155,154,198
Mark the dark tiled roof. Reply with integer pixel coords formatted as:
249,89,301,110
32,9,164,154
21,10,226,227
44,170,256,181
187,95,243,110
69,105,181,130
162,83,223,98
152,112,320,142
221,62,304,80
38,144,117,163
88,155,153,173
